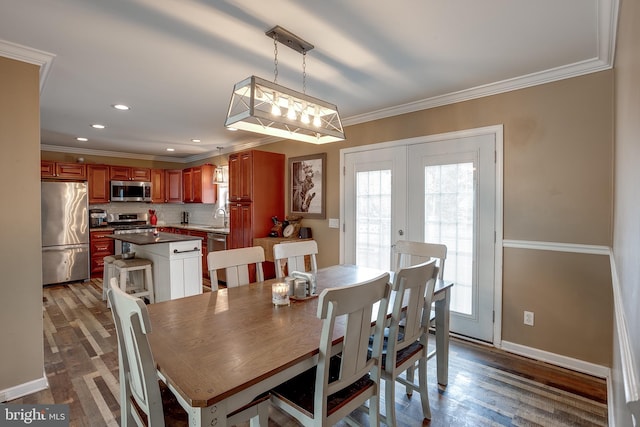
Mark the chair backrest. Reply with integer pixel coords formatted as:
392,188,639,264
315,273,391,421
273,240,318,278
207,246,265,288
107,277,164,427
394,240,447,280
386,260,439,369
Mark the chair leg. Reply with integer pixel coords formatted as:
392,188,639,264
405,364,415,397
384,377,396,427
250,401,269,427
368,393,380,427
418,357,431,420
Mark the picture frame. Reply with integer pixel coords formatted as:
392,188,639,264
289,153,326,219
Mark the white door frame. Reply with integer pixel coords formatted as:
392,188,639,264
339,125,504,347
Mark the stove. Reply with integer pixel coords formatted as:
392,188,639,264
108,213,154,253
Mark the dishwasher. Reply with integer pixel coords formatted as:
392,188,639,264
207,232,228,285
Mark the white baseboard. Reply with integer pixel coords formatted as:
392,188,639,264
0,375,48,402
499,340,610,379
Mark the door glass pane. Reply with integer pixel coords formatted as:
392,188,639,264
356,169,392,270
424,163,474,315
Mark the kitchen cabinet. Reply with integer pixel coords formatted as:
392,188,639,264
41,160,86,180
228,150,284,249
151,169,183,203
182,164,216,203
110,165,151,181
87,164,110,204
90,229,115,277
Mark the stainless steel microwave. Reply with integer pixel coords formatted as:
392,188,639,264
110,180,152,202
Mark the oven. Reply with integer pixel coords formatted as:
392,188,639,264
107,213,153,254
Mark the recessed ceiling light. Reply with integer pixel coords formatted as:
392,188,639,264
76,137,88,142
166,148,175,152
112,104,130,111
91,124,105,129
191,139,201,143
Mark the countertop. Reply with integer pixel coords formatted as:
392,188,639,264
105,231,203,245
90,224,230,234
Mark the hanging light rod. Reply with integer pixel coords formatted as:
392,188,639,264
265,26,314,54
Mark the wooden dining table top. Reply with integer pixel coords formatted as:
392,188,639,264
146,264,452,409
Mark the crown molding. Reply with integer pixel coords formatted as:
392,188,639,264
40,144,183,163
0,39,55,94
343,0,618,127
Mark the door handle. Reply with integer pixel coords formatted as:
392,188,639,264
398,229,404,236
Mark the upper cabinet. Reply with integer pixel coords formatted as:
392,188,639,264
110,165,151,181
41,160,86,180
183,165,216,204
151,169,183,204
228,151,254,202
87,164,110,204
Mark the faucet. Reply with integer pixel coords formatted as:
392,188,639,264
216,207,228,228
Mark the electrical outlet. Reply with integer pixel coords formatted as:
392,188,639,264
524,311,534,326
328,218,340,229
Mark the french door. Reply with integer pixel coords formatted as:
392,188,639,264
342,129,500,343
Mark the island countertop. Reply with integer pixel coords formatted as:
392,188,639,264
106,231,203,245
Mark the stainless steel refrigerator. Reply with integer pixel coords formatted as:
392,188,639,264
41,181,90,285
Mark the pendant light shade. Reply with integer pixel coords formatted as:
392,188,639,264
225,76,344,144
224,26,345,144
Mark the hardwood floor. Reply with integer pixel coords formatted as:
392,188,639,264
10,279,608,426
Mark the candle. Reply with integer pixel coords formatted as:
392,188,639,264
272,283,290,306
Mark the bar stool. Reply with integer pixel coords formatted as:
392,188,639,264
113,257,155,304
102,254,122,303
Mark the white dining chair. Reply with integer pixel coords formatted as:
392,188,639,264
107,278,269,426
270,272,391,426
393,240,447,279
379,259,439,424
272,240,318,278
207,246,265,288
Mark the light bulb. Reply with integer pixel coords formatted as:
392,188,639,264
271,92,282,116
313,106,321,127
301,102,310,124
287,98,296,120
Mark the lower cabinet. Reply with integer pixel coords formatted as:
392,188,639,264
161,227,209,279
90,229,115,277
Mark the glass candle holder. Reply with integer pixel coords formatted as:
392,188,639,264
272,283,290,306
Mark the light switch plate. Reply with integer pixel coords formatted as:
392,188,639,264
328,218,340,229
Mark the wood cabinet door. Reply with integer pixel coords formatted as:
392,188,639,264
109,165,130,181
229,202,252,249
88,165,110,203
238,151,253,201
151,169,165,203
131,167,151,181
192,167,204,203
228,154,241,201
56,162,87,179
165,169,183,203
41,160,56,178
182,168,193,202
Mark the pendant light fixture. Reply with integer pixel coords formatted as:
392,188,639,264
213,146,227,184
224,26,345,144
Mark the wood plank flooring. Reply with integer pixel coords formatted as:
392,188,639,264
10,279,608,426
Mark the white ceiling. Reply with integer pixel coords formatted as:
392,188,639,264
0,0,617,162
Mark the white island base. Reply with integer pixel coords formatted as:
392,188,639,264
131,238,202,302
108,231,203,302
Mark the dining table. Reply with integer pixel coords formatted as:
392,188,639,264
146,264,453,427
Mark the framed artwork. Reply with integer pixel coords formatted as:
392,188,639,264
289,153,326,219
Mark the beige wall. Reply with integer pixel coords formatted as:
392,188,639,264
611,0,640,424
262,71,614,366
0,58,44,392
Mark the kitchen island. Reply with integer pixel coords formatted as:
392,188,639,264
107,232,203,302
